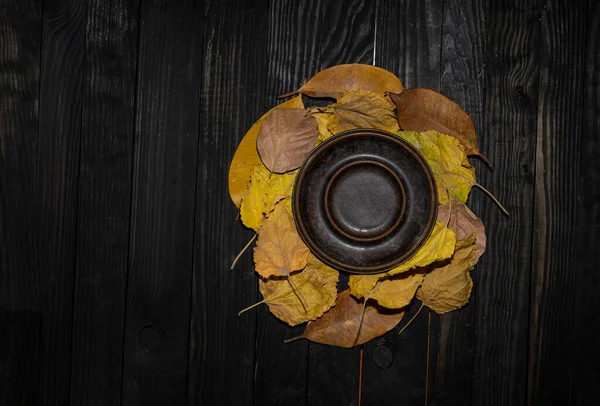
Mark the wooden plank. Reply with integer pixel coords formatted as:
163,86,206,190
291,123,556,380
426,0,487,404
571,2,600,404
471,1,544,405
32,0,88,403
69,1,139,405
120,1,202,404
361,1,442,405
306,2,376,405
527,1,588,404
375,0,443,88
187,0,268,404
252,1,321,404
0,2,43,403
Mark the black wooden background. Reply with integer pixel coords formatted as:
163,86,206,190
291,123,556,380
1,0,599,405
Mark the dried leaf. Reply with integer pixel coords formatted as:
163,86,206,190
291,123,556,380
398,130,476,204
259,254,339,326
349,221,455,307
290,64,404,99
256,108,318,173
239,165,297,231
286,290,405,348
437,202,486,262
228,96,304,207
349,272,425,309
327,90,399,135
254,203,310,278
417,236,477,314
309,107,334,142
390,89,490,166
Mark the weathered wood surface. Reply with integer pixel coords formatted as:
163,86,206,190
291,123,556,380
0,1,597,405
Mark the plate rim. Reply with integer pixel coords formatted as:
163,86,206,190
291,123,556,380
292,128,438,274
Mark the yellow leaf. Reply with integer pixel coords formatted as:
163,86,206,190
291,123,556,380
416,236,477,314
386,220,456,277
254,203,309,278
228,95,304,207
398,130,476,204
349,272,425,309
309,107,334,142
239,165,296,231
349,221,455,308
259,254,339,326
328,90,400,135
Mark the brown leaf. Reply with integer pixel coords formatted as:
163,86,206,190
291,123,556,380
437,202,486,263
327,90,399,135
416,237,477,314
253,203,310,278
285,290,405,348
257,108,318,173
229,96,304,207
258,254,339,326
288,64,404,99
390,89,490,166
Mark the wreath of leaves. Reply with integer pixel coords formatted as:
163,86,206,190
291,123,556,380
229,64,507,348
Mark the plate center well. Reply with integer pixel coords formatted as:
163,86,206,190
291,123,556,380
325,160,405,242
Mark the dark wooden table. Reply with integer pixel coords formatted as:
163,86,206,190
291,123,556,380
1,0,598,405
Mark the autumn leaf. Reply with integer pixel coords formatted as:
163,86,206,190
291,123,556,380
228,95,304,207
349,272,425,310
349,221,455,307
257,108,318,173
254,203,310,278
390,88,490,166
416,236,477,314
327,90,400,135
285,289,405,348
398,130,476,204
256,254,339,326
309,107,334,142
283,64,404,99
387,220,456,277
239,165,297,231
437,202,486,263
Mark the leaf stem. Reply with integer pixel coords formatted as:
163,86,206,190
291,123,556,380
230,233,257,270
398,301,424,336
238,300,267,316
353,296,370,346
287,275,308,312
474,183,510,217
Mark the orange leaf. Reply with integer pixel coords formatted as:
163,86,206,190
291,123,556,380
286,64,404,100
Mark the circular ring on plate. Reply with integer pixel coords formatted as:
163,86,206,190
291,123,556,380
292,128,438,274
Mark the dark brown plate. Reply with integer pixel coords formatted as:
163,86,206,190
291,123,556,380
293,129,437,274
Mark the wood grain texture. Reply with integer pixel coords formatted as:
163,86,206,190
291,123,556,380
187,0,268,404
305,1,375,405
363,2,441,405
375,0,443,89
426,0,487,404
572,2,600,404
527,1,588,404
472,1,543,405
120,1,202,404
34,0,87,403
252,1,321,404
0,1,42,404
69,1,139,405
